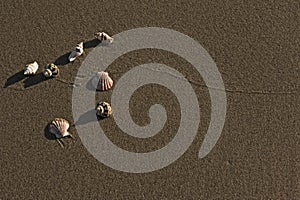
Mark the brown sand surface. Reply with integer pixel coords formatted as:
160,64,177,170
1,0,299,199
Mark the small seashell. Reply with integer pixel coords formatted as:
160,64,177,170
95,102,112,118
24,61,39,75
43,63,59,78
68,42,84,62
48,118,70,138
43,69,52,77
94,32,113,44
91,71,113,91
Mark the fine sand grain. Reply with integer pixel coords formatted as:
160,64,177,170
1,0,299,199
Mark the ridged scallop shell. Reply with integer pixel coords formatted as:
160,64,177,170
24,61,39,75
94,32,113,44
43,63,59,78
91,71,113,91
48,118,70,138
68,42,84,62
95,102,112,118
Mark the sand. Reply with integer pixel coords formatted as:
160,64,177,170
1,0,299,199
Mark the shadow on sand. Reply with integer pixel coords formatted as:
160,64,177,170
54,52,71,66
83,38,101,49
86,76,98,91
4,71,50,89
4,39,105,89
53,39,100,65
4,70,27,88
85,74,111,92
74,109,108,126
23,72,49,88
44,123,57,140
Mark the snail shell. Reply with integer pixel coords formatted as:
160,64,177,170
43,63,59,78
94,32,113,44
68,42,84,62
24,61,39,75
95,102,112,118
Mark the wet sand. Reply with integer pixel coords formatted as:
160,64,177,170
1,0,299,199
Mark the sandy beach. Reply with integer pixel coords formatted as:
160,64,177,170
1,0,299,199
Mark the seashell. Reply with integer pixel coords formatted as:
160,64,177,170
68,42,84,62
43,69,52,78
91,71,113,91
24,61,39,75
95,102,112,118
43,63,59,78
48,118,71,138
94,32,113,44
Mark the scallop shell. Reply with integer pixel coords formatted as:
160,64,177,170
68,42,84,62
24,61,39,75
94,32,113,44
95,102,112,118
91,71,113,91
48,118,70,138
43,63,59,78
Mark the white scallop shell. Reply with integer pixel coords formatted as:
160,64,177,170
68,42,84,62
91,71,113,91
94,32,113,44
24,61,38,75
48,118,70,138
95,102,112,118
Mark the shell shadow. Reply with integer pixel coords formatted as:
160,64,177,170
44,123,57,140
23,72,49,88
86,77,97,91
54,52,71,66
83,39,112,49
83,39,100,49
74,109,107,126
74,109,98,126
4,70,26,88
85,75,110,92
